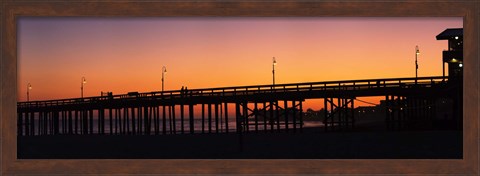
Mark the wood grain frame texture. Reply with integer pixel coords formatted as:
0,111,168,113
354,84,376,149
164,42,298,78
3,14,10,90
0,0,478,175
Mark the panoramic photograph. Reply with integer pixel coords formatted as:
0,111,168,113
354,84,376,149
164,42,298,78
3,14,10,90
17,17,463,159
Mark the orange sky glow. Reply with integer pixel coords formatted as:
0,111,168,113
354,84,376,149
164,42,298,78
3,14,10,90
18,17,462,110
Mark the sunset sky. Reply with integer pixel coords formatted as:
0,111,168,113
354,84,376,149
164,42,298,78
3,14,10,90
17,17,462,109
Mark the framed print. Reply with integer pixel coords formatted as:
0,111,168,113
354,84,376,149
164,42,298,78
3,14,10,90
1,1,479,175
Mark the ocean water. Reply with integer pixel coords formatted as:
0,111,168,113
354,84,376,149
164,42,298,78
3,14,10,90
20,118,323,136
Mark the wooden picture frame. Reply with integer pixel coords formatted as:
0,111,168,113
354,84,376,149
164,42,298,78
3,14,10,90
1,1,478,175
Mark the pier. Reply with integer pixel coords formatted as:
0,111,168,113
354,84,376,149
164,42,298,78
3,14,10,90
17,76,462,137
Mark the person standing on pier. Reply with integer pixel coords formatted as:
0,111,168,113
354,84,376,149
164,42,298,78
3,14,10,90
181,86,184,97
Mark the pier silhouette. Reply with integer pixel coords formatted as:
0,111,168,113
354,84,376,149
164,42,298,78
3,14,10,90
17,76,461,136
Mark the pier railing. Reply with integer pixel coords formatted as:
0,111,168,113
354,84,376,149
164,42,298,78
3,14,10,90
18,76,447,108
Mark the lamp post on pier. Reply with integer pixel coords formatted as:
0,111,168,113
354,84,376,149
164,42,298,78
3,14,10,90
27,83,32,101
415,45,420,84
162,66,167,92
81,76,86,98
272,57,277,86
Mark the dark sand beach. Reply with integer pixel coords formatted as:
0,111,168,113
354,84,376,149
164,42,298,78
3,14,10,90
18,127,462,159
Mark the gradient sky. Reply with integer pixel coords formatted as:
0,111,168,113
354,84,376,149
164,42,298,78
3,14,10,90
17,17,462,110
